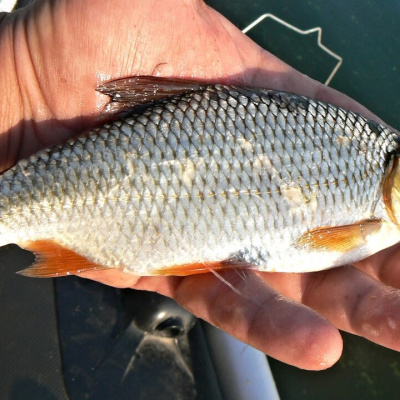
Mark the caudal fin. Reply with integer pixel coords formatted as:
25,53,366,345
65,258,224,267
17,239,108,278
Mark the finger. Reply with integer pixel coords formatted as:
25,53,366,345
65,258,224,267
154,270,342,370
261,266,400,352
352,243,400,288
78,269,141,288
78,268,186,294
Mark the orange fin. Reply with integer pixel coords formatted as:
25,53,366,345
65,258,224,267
17,240,108,278
296,219,382,252
153,261,246,276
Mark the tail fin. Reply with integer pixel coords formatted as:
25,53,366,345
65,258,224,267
17,240,108,278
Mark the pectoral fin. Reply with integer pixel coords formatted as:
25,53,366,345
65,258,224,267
296,219,382,252
17,240,108,278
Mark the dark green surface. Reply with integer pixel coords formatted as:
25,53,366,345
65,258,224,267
207,1,400,399
269,332,400,399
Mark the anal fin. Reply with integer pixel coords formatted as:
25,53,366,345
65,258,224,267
153,261,248,276
296,219,382,252
17,240,108,278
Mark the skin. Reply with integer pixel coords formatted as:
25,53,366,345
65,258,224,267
1,0,400,370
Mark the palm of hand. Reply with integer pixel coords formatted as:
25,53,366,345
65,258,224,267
2,0,400,370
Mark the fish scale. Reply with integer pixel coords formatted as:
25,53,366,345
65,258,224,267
1,76,400,277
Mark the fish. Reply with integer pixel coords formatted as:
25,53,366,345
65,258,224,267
1,75,400,278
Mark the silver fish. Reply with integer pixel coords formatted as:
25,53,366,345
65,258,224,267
1,76,400,277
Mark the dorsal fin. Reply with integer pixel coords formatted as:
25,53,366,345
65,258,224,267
97,76,207,118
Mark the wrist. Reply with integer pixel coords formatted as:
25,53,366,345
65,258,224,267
0,12,23,133
0,11,24,170
0,7,80,171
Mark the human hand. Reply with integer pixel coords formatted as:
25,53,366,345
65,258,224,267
1,0,400,370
